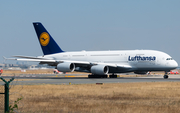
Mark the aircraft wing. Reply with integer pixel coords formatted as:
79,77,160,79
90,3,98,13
4,56,91,64
93,63,132,68
4,56,132,69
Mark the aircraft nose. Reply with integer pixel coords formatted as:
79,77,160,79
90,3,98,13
172,60,178,68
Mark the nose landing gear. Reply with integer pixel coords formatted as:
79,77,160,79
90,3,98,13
163,75,168,79
163,72,169,79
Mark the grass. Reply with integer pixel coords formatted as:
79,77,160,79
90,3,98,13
4,82,180,113
2,69,54,75
2,69,91,74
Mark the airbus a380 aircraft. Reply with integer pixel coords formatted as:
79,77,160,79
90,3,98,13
8,22,178,79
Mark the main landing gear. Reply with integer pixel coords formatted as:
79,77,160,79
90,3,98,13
88,74,108,78
163,72,169,79
88,74,118,78
109,74,118,78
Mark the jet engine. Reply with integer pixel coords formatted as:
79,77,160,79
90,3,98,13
57,62,75,72
91,65,109,75
134,71,148,74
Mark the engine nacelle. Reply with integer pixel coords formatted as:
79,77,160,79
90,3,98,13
134,71,148,75
91,65,109,75
57,62,75,72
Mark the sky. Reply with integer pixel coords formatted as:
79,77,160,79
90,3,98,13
0,0,180,65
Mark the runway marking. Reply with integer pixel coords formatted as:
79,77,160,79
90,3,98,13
65,76,75,77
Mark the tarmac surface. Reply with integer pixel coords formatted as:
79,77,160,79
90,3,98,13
0,74,180,85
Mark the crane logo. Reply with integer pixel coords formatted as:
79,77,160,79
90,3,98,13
40,32,50,46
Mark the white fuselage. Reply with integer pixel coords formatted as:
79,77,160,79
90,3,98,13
43,50,178,73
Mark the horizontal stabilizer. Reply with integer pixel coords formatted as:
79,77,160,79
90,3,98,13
13,55,53,60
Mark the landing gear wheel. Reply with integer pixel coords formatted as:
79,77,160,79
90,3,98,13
109,74,117,78
88,75,108,78
163,75,169,79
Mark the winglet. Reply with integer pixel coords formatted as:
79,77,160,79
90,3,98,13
3,56,6,60
33,22,64,55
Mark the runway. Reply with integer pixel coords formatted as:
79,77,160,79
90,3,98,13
1,74,180,85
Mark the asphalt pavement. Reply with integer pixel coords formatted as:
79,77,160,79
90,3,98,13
0,74,180,85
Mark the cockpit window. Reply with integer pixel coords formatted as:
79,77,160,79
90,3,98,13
166,58,173,60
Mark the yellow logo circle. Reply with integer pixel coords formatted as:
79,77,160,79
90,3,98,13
40,32,50,46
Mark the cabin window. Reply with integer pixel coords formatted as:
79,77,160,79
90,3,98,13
91,54,119,56
72,55,84,57
166,58,173,60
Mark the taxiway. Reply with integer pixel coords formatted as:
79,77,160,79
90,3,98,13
0,74,180,85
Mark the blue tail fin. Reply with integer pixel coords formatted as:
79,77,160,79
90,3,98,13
33,22,64,55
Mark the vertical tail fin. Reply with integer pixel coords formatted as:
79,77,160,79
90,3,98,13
33,22,64,55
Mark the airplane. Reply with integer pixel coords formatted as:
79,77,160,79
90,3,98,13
6,22,178,79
